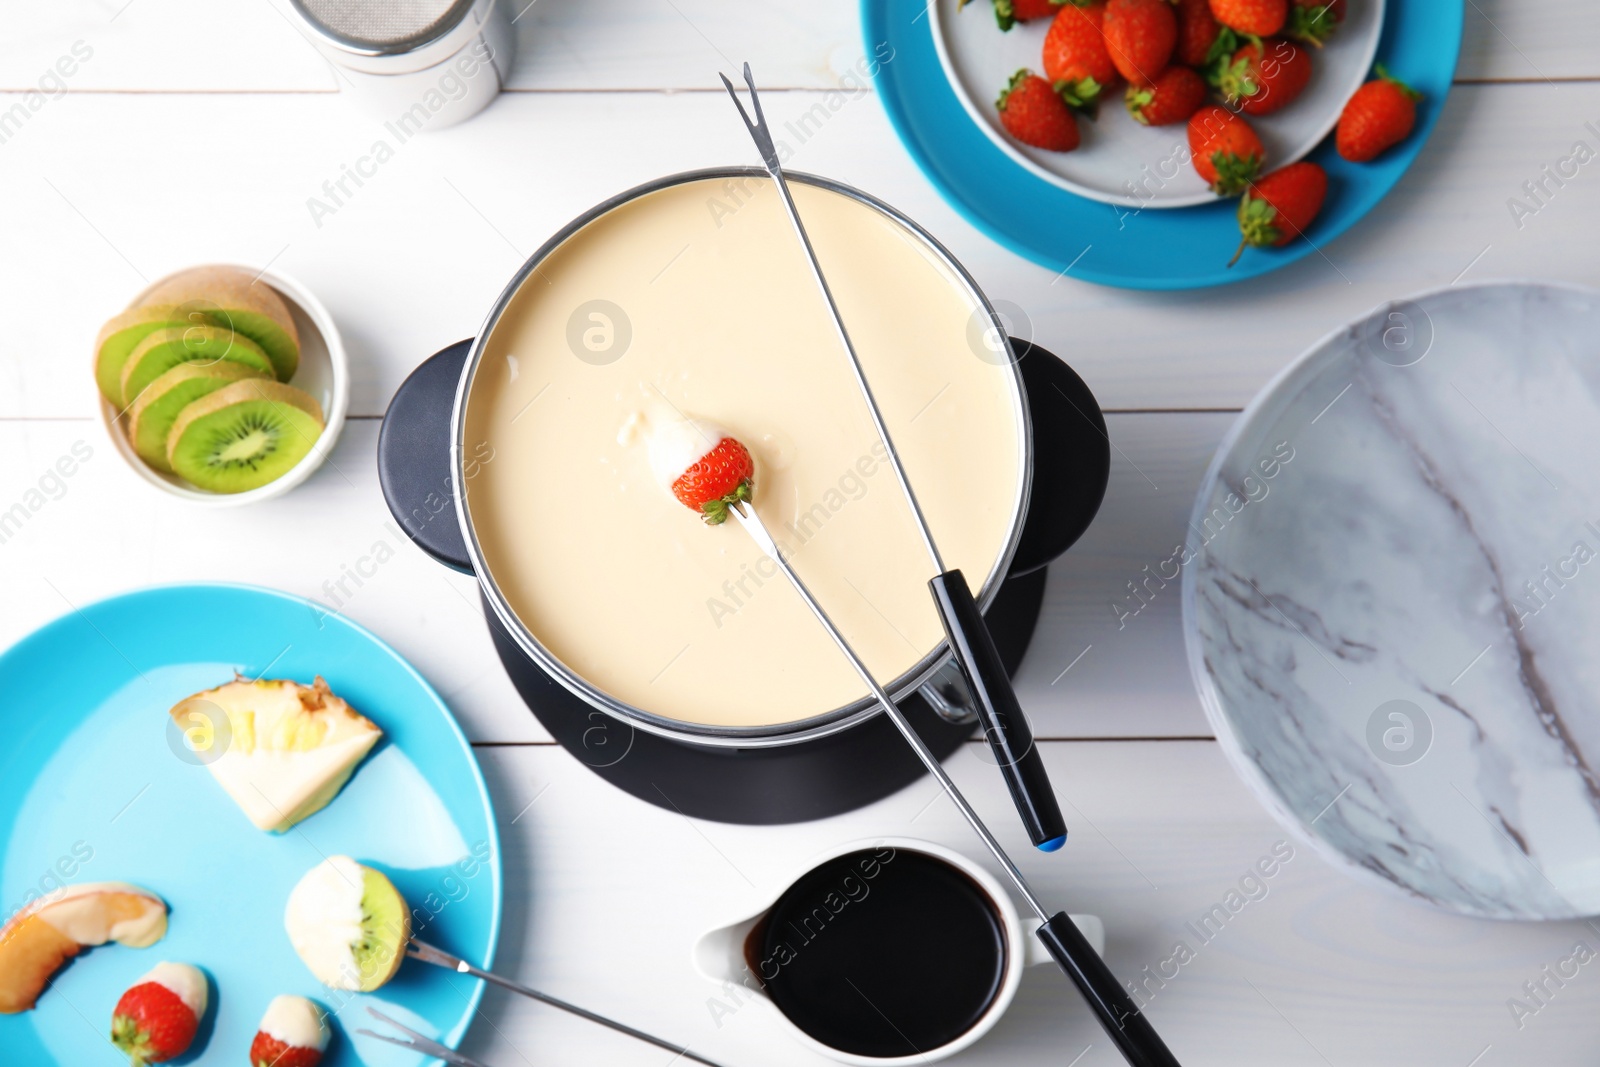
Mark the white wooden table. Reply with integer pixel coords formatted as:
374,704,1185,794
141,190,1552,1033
4,3,1599,1064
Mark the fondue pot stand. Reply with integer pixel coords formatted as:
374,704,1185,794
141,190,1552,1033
377,169,1111,824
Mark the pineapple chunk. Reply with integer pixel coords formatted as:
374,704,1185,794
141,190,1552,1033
171,676,381,832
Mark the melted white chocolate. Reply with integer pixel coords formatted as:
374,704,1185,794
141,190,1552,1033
464,178,1025,727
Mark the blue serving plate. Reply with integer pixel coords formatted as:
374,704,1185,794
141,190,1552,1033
0,584,500,1065
862,0,1462,289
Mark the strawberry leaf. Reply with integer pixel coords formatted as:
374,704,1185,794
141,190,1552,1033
1054,75,1101,109
1209,150,1262,196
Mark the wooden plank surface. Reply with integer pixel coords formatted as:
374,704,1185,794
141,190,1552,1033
4,84,1600,421
0,413,1226,744
463,741,1600,1066
5,2,1600,1064
1,0,1597,92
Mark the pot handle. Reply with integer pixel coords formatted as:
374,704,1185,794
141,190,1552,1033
378,339,476,574
373,336,1110,579
1010,338,1111,576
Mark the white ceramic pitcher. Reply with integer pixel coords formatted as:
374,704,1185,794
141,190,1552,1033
692,836,1105,1065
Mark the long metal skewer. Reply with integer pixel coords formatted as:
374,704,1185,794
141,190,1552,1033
719,60,1069,853
730,504,1181,1067
407,939,728,1067
731,506,1049,919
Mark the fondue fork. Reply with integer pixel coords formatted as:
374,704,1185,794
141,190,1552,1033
719,63,1068,854
731,502,1182,1067
406,939,730,1067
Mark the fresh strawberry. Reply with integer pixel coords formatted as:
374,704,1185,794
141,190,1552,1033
1174,0,1224,67
998,69,1082,150
961,0,1067,30
1042,2,1118,106
1187,104,1265,195
1337,66,1421,161
110,964,206,1066
1103,0,1177,87
1230,162,1328,264
1218,38,1312,115
1288,0,1344,45
671,434,755,524
250,995,330,1067
1127,66,1207,125
1208,0,1287,36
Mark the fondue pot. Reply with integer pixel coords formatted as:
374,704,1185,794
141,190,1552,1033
378,168,1110,824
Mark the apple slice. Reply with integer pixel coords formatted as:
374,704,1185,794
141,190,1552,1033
0,882,168,1013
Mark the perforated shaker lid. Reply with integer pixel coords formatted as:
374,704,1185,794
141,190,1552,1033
289,0,479,54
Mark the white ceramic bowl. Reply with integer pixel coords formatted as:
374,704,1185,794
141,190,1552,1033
1183,280,1600,919
96,264,349,507
932,0,1385,208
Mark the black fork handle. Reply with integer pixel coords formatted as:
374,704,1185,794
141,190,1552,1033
1037,912,1184,1067
929,568,1068,850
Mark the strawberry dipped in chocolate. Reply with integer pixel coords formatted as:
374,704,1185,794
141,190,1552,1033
625,407,755,525
110,962,207,1065
250,995,330,1067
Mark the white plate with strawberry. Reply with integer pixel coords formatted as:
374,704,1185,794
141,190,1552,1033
934,0,1385,208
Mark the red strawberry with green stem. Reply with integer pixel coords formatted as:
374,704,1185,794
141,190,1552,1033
1337,67,1422,161
669,432,755,525
1043,2,1118,106
1187,104,1265,194
1288,0,1344,45
1230,161,1328,265
1127,66,1208,126
960,0,1066,30
998,69,1082,150
110,964,206,1066
1219,38,1312,115
1103,0,1177,87
1208,0,1287,36
1174,0,1224,67
250,995,330,1067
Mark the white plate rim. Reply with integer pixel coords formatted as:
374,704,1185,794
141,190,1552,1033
930,0,1387,209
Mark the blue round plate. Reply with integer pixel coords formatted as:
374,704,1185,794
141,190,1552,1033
0,584,501,1066
863,0,1462,290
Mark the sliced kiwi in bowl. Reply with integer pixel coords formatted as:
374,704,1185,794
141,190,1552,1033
120,325,275,407
167,379,325,494
127,362,272,473
134,266,301,381
94,305,203,406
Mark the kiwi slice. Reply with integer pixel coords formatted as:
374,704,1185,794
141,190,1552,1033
135,266,301,380
352,865,411,992
167,380,324,493
127,361,271,473
120,325,275,407
286,856,412,992
93,305,200,406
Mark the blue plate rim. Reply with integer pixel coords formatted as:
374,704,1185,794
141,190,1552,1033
861,0,1464,290
0,580,503,1062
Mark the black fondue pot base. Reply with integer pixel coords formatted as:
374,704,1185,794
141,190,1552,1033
380,334,1106,824
487,566,1046,824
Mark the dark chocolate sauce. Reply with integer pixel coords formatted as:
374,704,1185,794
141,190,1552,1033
746,847,1006,1058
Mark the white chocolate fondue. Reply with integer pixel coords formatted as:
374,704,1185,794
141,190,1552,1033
463,177,1026,727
